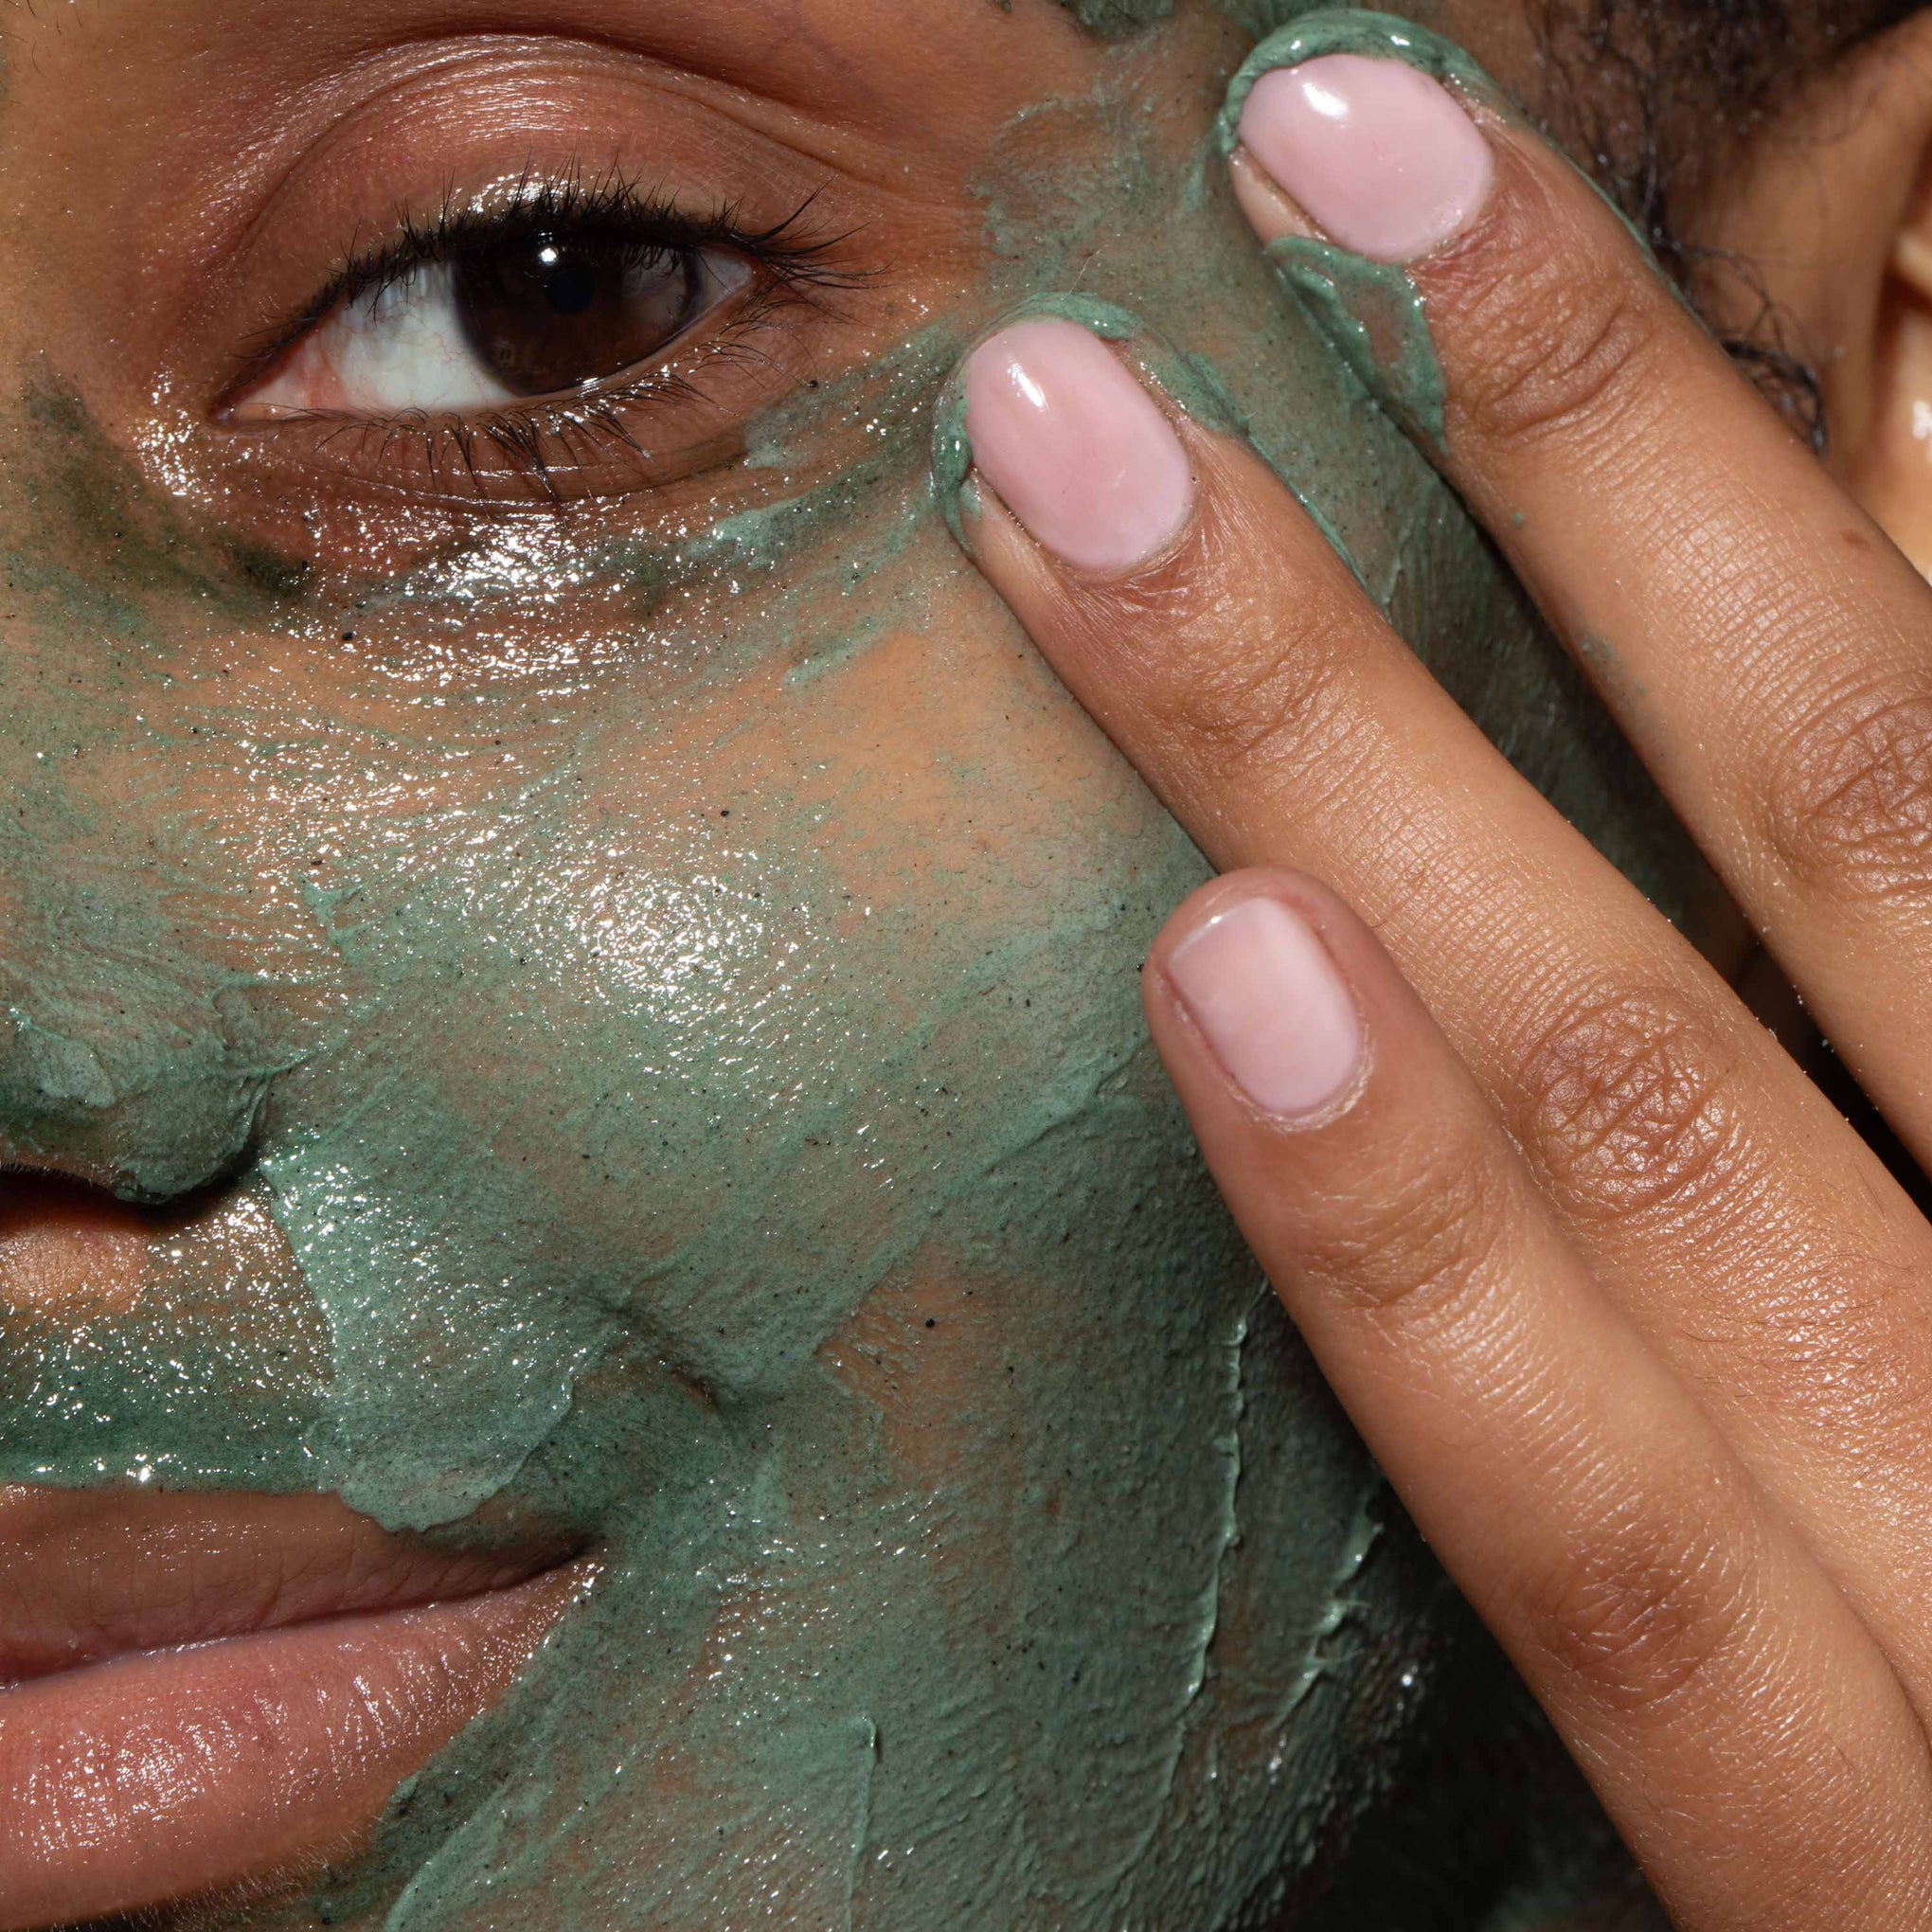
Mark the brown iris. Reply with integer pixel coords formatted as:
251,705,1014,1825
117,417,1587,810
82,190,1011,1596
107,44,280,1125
451,234,707,398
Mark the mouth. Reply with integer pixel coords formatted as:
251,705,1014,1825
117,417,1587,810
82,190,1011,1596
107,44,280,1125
0,1486,592,1931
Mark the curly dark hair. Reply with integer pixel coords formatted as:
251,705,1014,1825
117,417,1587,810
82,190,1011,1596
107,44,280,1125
1533,0,1925,447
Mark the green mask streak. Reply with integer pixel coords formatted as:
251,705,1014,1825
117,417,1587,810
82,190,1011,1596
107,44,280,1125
1261,236,1446,444
1212,6,1695,447
0,16,1714,1930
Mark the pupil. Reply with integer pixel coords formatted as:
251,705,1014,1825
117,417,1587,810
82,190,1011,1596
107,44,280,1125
537,248,599,318
454,234,705,399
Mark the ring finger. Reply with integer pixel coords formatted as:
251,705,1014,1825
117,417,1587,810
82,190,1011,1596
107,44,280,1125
1224,11,1932,1164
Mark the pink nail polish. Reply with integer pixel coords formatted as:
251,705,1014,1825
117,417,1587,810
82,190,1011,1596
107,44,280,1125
1167,896,1364,1119
1237,54,1494,264
962,319,1194,575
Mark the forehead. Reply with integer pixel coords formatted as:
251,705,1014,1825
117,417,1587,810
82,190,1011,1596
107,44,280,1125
0,0,1102,90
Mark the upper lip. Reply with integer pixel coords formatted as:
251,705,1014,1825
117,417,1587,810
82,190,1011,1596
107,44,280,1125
0,1485,581,1686
0,1190,594,1926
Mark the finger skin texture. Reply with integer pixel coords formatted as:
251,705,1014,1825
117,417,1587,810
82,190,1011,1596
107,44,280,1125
1425,126,1932,1153
1233,17,1932,1179
1144,869,1932,1932
953,325,1932,1735
945,302,1932,1923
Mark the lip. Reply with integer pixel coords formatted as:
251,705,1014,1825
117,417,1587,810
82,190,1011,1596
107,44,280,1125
0,1487,590,1930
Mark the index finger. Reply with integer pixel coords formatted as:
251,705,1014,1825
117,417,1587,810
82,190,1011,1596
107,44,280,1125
1225,13,1932,1161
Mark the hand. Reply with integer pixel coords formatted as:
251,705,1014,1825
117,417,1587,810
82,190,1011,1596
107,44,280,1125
939,22,1932,1929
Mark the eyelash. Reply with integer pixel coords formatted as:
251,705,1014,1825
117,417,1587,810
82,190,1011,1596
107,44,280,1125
238,170,869,498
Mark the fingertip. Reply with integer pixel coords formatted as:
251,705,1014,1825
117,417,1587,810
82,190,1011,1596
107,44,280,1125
1146,869,1369,1126
1226,144,1314,248
1232,54,1494,266
949,314,1196,578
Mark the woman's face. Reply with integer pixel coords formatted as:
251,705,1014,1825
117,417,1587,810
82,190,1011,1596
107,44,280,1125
0,1,1713,1924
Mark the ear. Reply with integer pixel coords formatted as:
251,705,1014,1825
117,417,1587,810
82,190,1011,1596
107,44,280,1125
1698,13,1932,573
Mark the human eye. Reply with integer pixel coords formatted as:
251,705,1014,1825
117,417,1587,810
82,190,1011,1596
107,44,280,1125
220,175,864,503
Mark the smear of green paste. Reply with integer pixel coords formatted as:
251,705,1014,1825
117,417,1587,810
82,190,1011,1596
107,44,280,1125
1264,236,1446,443
0,11,1722,1930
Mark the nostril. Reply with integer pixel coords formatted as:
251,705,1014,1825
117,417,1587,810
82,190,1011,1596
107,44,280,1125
0,807,303,1206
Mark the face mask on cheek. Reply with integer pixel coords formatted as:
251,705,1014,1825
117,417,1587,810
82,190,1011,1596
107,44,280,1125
0,24,1712,1925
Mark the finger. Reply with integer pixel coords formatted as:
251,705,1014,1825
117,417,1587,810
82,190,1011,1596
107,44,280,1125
1225,17,1932,1161
937,312,1932,1715
1143,867,1932,1932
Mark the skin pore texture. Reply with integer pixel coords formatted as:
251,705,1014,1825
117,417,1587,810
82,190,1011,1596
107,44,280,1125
0,1,1715,1925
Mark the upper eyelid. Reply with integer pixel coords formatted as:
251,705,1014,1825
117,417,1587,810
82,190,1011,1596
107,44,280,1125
171,30,923,397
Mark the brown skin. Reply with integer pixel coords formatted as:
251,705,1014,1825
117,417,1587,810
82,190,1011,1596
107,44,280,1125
957,17,1932,1925
1,0,1929,1923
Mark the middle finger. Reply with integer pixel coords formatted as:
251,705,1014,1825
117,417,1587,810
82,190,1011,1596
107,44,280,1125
939,308,1932,1711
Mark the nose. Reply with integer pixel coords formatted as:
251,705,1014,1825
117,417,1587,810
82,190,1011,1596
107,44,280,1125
0,1002,278,1204
0,878,287,1206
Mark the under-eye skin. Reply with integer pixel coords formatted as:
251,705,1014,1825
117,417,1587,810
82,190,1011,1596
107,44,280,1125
219,174,868,501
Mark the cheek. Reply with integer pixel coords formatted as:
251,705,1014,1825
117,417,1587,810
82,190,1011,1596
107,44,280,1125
462,560,1201,1382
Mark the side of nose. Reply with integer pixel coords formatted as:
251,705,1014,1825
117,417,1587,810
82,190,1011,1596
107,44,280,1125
0,992,281,1203
0,864,291,1205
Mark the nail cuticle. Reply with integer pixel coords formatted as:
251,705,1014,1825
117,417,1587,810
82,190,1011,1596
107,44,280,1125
934,299,1213,576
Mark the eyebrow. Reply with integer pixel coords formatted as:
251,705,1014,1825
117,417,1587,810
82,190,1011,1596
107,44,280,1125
10,0,1091,180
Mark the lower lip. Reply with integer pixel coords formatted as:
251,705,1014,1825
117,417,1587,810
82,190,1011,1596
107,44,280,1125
0,1565,584,1931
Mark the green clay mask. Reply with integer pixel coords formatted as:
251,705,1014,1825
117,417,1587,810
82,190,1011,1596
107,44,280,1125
1213,12,1506,442
1064,0,1380,37
1056,0,1178,32
0,7,1712,1928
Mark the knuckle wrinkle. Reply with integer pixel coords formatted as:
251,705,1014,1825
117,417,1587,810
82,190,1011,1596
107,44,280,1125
1444,232,1664,454
1763,682,1932,907
1525,1507,1742,1716
1297,1136,1515,1325
1514,985,1745,1225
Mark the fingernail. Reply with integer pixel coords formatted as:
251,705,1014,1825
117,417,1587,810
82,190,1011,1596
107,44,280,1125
961,318,1194,575
1167,895,1364,1119
1237,53,1494,264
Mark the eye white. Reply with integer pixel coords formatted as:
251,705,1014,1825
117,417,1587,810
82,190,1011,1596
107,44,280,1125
245,264,520,418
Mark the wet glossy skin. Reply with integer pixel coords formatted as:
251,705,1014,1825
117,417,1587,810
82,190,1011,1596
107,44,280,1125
0,1,1707,1924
